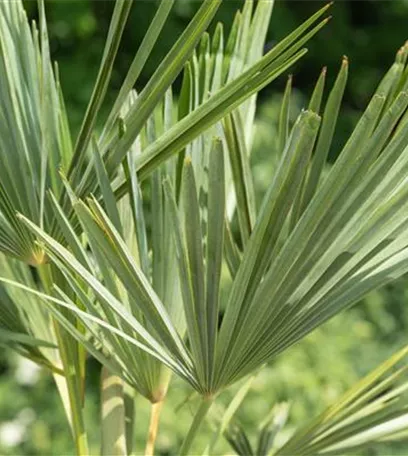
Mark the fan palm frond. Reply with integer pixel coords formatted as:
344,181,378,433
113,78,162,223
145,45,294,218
0,0,72,264
277,346,408,455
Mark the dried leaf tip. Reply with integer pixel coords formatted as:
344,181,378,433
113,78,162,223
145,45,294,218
27,248,48,267
342,55,349,66
184,156,193,166
396,42,408,64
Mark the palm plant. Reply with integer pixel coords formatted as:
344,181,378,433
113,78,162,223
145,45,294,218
1,0,408,454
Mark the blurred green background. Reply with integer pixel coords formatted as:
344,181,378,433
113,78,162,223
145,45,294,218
1,1,408,454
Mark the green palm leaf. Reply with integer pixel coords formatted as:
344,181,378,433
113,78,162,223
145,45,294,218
0,0,72,264
277,346,408,455
0,254,60,373
79,2,330,204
